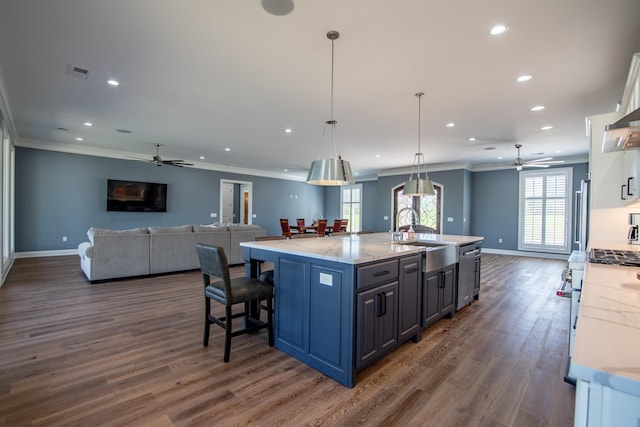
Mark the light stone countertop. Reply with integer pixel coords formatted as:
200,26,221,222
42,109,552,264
570,240,640,397
240,232,484,265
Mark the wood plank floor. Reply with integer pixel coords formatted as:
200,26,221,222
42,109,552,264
0,254,575,426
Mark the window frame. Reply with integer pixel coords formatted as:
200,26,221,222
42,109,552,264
392,182,443,234
340,184,362,233
517,167,572,254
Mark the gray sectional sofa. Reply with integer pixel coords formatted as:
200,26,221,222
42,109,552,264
77,223,266,282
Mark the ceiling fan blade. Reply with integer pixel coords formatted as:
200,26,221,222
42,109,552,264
525,157,554,163
522,163,550,168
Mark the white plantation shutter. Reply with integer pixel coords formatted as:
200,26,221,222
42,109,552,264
518,168,572,253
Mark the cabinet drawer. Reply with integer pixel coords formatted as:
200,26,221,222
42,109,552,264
357,259,399,290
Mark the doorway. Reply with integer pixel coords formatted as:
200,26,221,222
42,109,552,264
220,179,253,224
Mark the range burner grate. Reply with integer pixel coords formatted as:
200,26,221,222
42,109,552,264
589,248,640,267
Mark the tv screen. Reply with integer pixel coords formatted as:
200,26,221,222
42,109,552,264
107,179,167,212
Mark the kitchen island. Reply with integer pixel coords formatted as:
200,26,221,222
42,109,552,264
570,241,640,425
241,232,483,387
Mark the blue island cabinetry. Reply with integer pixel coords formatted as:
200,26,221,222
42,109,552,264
241,233,483,388
243,245,421,387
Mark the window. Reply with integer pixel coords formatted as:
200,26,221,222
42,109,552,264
518,168,572,254
393,183,442,233
341,184,362,233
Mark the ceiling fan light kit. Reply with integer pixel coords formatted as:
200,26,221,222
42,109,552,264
404,92,435,196
306,31,355,186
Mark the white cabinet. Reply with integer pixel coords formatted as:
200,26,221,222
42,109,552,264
622,149,640,204
588,112,624,210
574,380,640,427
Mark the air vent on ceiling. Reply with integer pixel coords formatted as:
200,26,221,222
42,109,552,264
67,64,89,79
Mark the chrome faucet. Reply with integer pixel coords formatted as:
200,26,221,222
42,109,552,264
393,207,419,241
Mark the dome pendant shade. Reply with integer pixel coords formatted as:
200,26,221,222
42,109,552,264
403,92,435,196
306,31,354,186
404,176,435,196
306,157,354,185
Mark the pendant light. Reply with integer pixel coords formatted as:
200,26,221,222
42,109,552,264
403,92,435,196
306,31,355,186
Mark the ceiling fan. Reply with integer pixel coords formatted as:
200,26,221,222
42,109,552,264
512,144,563,171
144,143,193,167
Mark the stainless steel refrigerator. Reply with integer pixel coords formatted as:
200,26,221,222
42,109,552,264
574,179,590,252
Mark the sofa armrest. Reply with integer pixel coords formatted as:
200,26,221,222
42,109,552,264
78,241,93,258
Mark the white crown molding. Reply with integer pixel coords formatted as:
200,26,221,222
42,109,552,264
15,137,308,182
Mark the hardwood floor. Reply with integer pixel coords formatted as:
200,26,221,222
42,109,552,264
0,254,575,426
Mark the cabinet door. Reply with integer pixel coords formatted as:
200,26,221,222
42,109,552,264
422,271,441,327
398,255,421,343
356,287,379,369
440,265,455,317
623,149,640,204
378,281,398,353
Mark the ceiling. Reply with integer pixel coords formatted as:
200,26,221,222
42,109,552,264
0,0,639,181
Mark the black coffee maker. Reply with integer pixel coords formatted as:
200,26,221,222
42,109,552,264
629,213,640,244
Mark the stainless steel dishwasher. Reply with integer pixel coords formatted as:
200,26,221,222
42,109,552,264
456,242,481,310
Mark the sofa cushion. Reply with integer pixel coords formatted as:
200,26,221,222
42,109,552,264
193,224,229,233
227,224,262,230
87,227,148,244
148,224,193,234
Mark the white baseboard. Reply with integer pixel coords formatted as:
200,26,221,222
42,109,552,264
15,249,78,258
482,247,570,260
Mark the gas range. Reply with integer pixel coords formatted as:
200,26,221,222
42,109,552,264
589,248,640,267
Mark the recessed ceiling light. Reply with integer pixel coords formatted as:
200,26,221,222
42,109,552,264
516,74,532,83
225,148,231,152
107,79,120,86
468,137,476,142
497,156,503,160
446,122,455,128
199,156,205,160
490,25,508,35
84,122,93,127
354,172,359,176
375,154,381,158
530,105,545,111
541,125,553,130
555,150,562,153
75,137,83,141
284,128,292,133
283,169,288,172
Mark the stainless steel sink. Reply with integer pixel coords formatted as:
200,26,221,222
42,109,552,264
393,240,458,271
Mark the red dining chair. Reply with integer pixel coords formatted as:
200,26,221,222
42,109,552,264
331,219,342,234
340,219,348,232
280,218,294,238
296,218,306,232
316,219,328,237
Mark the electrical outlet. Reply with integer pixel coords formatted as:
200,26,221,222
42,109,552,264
62,236,67,242
210,213,217,218
499,238,503,243
252,214,257,218
383,215,389,220
447,217,454,222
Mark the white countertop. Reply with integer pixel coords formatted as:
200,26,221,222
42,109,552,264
570,240,640,397
240,232,484,265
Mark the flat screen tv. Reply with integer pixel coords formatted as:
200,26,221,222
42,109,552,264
107,179,167,212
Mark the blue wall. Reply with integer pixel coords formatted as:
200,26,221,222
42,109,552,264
15,147,324,251
469,163,589,251
15,146,589,254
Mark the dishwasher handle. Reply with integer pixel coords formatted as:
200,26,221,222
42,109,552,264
462,249,481,256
